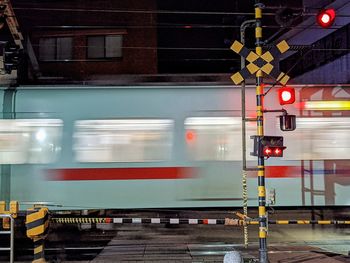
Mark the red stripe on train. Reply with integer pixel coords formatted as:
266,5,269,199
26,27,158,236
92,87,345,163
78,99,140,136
244,166,302,178
46,167,197,181
265,166,301,178
46,164,350,181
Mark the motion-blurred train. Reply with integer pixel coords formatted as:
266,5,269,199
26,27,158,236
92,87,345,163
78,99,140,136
0,84,349,210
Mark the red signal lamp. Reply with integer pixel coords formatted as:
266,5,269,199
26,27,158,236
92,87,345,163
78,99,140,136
278,87,295,105
317,8,336,28
263,146,286,157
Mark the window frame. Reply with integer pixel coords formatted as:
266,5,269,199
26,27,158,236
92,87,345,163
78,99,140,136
86,35,123,60
39,37,73,62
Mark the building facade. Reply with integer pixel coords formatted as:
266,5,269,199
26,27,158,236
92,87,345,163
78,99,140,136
13,0,157,80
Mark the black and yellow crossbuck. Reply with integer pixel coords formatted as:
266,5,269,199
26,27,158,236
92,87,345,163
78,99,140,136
231,40,290,85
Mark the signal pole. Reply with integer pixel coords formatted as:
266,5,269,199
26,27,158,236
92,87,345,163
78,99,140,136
230,4,292,262
254,1,269,262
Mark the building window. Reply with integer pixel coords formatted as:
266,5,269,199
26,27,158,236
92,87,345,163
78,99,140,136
87,35,123,59
39,37,73,61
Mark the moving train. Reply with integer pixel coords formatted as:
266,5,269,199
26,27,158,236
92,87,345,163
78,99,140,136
0,84,349,210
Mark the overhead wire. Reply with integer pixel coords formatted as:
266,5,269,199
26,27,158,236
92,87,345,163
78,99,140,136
27,25,346,30
11,6,350,18
11,7,278,16
29,42,350,52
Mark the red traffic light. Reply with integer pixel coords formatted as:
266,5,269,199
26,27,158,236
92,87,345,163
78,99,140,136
263,146,286,157
317,8,336,28
278,87,295,105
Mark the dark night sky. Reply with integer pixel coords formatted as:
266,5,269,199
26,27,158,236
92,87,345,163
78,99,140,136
156,0,303,73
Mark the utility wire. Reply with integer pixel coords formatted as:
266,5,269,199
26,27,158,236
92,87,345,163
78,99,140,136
12,6,350,18
12,7,278,16
29,42,350,52
29,25,346,30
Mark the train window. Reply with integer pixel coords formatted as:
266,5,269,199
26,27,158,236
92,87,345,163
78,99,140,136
184,117,254,161
73,119,174,162
281,117,350,160
0,119,63,164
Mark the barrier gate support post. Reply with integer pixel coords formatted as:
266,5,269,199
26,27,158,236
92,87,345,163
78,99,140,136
254,2,269,263
26,207,49,263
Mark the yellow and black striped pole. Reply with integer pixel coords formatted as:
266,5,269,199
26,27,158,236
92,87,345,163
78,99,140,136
33,237,45,263
255,2,269,263
26,207,49,263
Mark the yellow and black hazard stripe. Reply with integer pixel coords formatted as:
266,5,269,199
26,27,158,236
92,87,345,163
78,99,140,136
52,217,109,224
265,40,290,85
268,40,290,59
230,38,291,85
246,220,350,225
26,207,49,238
33,237,45,263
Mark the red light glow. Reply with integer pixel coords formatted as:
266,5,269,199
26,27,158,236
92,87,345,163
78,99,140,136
278,87,295,105
321,13,331,23
317,9,336,28
281,90,292,102
274,148,281,155
186,130,196,143
264,148,272,155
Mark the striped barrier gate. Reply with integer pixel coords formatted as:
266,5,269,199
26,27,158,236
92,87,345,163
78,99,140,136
51,217,350,225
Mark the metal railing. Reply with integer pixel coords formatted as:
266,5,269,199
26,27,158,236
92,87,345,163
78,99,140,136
0,214,14,263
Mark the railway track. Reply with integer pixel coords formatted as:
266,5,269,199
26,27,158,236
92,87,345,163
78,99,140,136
0,208,349,262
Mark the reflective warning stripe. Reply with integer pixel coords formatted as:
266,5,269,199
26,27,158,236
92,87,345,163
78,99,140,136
26,208,49,238
114,218,123,224
170,218,179,224
151,218,161,224
189,219,198,224
53,217,223,225
132,218,142,224
51,217,350,225
33,237,45,261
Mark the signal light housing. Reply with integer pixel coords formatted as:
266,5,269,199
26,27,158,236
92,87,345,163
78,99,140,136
278,87,295,105
251,136,286,158
279,114,296,131
3,43,21,74
316,8,336,28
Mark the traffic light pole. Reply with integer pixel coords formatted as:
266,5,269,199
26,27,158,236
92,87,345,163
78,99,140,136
255,2,269,263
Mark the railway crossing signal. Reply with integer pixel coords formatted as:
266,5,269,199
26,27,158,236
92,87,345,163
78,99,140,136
230,39,290,85
317,8,336,28
277,86,297,131
251,136,286,158
231,3,295,262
